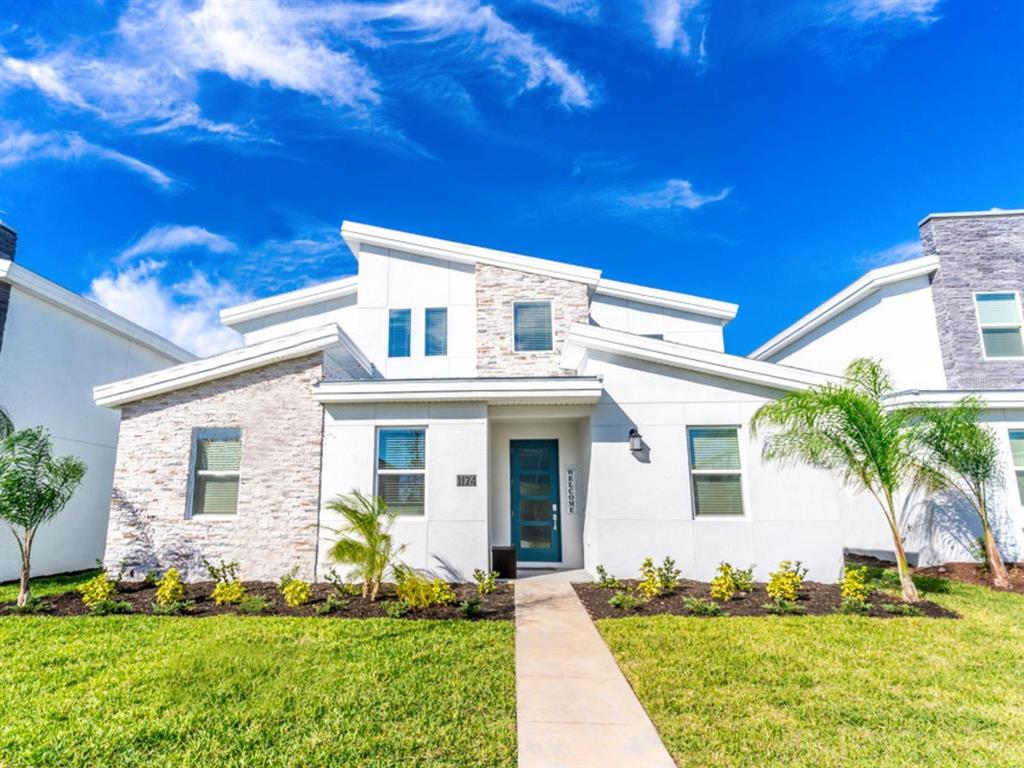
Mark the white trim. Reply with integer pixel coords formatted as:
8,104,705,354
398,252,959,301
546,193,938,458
749,255,940,361
0,259,193,363
95,324,364,408
219,275,358,328
884,389,1024,409
594,277,738,321
973,291,1024,361
376,426,428,517
686,425,746,518
316,376,603,405
341,220,603,286
918,209,1024,226
564,323,837,391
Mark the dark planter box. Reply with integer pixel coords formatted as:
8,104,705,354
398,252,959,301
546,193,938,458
491,546,516,580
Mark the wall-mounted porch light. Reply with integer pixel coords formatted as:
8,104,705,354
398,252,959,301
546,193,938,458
628,428,643,453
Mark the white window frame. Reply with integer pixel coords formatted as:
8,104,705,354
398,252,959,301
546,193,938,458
1009,428,1024,507
375,426,428,517
511,300,555,353
974,291,1024,361
186,427,242,520
686,425,747,519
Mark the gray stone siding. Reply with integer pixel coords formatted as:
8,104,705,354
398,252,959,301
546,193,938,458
104,354,325,581
476,263,590,376
922,213,1024,389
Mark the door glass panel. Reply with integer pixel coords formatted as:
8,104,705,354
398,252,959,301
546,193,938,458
517,447,548,471
519,472,551,497
520,524,552,549
520,499,551,522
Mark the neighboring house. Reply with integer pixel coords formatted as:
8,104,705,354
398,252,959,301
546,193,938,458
752,209,1024,566
0,223,193,582
96,221,848,584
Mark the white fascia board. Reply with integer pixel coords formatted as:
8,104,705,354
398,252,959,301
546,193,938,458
315,376,604,405
918,209,1024,226
885,389,1024,410
95,324,360,408
594,277,738,321
0,260,193,363
219,275,358,328
565,323,837,392
341,220,603,286
749,255,940,361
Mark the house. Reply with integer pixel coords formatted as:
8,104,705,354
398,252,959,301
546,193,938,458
752,209,1024,566
95,221,848,584
0,223,193,582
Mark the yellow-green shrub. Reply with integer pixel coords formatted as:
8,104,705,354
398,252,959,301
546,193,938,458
155,568,185,607
637,557,661,600
395,567,456,610
733,566,754,594
841,565,870,605
77,571,116,608
281,579,312,607
709,563,737,601
766,560,807,602
212,580,246,605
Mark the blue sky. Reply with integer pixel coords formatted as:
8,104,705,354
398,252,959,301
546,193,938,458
0,0,1020,356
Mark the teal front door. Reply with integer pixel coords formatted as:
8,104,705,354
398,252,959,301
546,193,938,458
510,440,561,563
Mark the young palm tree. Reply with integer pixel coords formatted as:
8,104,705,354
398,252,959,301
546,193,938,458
916,396,1011,589
0,407,12,439
327,490,404,601
752,359,922,602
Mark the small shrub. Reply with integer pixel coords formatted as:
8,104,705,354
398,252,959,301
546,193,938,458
6,596,49,614
278,566,300,590
473,569,499,595
324,569,363,597
317,594,349,615
395,566,456,610
764,598,806,615
595,565,623,590
840,566,870,606
281,579,312,608
682,597,726,616
212,580,246,605
155,568,186,607
459,597,482,618
608,590,644,610
881,602,922,617
203,559,240,583
143,570,161,586
384,599,410,618
733,566,754,594
838,598,871,615
78,571,117,608
766,560,807,602
151,599,195,616
710,563,737,602
90,599,134,616
237,595,268,614
657,557,681,593
967,537,990,573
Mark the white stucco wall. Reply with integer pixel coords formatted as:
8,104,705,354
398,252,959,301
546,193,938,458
579,350,846,584
0,287,181,581
765,276,947,390
235,294,359,349
589,294,726,351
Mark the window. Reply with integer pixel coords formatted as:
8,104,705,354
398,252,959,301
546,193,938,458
513,301,553,352
189,428,242,516
376,428,426,515
975,292,1024,358
388,309,411,357
688,427,744,516
1010,430,1024,505
425,307,448,356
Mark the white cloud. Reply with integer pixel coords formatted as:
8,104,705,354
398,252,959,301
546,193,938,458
620,178,730,211
643,0,707,57
530,1,600,21
121,224,237,260
0,123,172,187
841,0,941,23
857,239,922,268
89,259,245,357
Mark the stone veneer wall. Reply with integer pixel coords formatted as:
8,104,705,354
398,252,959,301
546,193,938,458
104,354,325,581
476,263,590,376
922,214,1024,390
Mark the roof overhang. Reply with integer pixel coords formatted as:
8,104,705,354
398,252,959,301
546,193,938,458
594,277,738,322
0,259,193,363
884,389,1024,410
219,276,358,329
315,376,604,405
341,220,603,286
564,323,837,392
749,255,939,361
918,208,1024,227
95,324,368,408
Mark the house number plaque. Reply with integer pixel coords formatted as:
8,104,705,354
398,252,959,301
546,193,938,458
456,474,477,487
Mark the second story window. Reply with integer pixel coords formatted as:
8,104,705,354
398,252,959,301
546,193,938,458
1010,430,1024,505
975,292,1024,359
425,307,448,356
388,309,411,358
513,301,553,352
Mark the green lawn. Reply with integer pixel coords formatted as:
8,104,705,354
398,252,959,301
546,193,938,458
0,568,99,602
598,569,1024,768
0,574,515,768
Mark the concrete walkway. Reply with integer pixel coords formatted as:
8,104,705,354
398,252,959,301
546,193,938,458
515,580,676,768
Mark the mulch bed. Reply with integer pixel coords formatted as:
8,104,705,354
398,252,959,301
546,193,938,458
573,580,957,620
1,581,515,621
847,553,1024,595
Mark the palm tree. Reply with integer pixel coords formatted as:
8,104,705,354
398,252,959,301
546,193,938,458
327,490,404,601
916,396,1011,589
0,407,12,440
752,359,922,602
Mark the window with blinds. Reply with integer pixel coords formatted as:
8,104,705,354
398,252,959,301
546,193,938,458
189,428,242,516
1010,430,1024,505
388,308,411,358
377,428,426,515
975,293,1024,358
425,307,448,356
513,301,553,352
688,427,744,516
